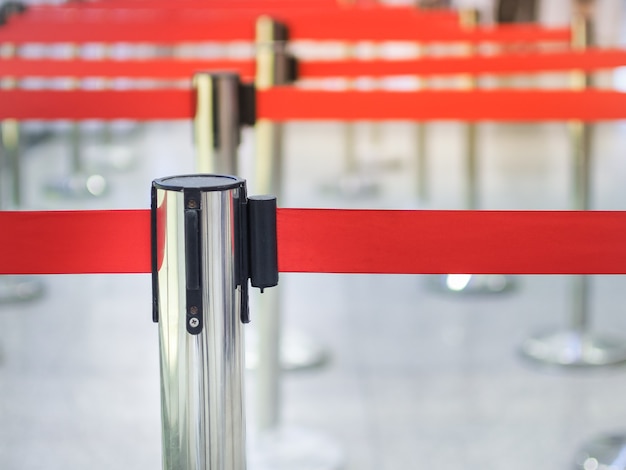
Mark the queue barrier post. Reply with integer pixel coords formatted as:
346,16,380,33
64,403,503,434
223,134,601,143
192,71,255,174
152,174,278,470
44,44,108,199
0,12,45,303
249,16,343,470
433,8,514,295
521,13,626,368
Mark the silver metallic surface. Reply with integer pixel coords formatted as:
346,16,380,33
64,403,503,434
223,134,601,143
154,177,246,470
193,73,240,174
574,434,626,470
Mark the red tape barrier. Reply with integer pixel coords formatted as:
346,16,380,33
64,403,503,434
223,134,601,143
300,49,626,78
4,49,626,80
0,209,624,275
3,89,626,122
0,12,569,43
0,58,255,80
256,89,626,122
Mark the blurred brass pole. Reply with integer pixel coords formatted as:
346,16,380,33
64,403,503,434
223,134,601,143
343,43,358,177
101,44,114,148
569,14,593,333
255,16,282,195
192,73,215,173
460,9,479,210
1,43,21,208
70,44,83,175
255,14,283,434
415,43,428,202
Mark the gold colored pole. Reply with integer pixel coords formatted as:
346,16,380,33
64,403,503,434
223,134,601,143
415,43,429,202
1,43,21,208
460,9,479,210
255,15,283,433
343,43,359,177
192,73,215,173
69,44,83,175
569,14,593,333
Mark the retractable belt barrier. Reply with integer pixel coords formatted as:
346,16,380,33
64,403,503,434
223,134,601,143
0,209,625,275
0,9,569,43
2,88,626,122
4,48,626,80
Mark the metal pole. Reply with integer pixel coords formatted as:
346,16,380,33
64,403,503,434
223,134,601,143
1,43,21,208
432,9,512,294
193,72,242,175
251,16,342,470
45,44,107,198
0,42,45,303
569,14,593,335
152,174,278,470
254,15,285,434
415,43,429,203
460,9,479,211
521,14,626,366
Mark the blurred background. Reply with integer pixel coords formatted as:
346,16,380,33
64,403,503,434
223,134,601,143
2,0,626,469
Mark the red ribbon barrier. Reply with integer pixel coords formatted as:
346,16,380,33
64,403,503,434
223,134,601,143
256,89,626,122
299,48,626,78
0,10,568,44
0,89,192,120
4,89,626,122
0,209,624,275
0,58,256,80
5,48,626,80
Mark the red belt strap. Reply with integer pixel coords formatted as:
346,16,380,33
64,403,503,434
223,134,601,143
0,209,624,275
3,89,626,121
4,49,626,80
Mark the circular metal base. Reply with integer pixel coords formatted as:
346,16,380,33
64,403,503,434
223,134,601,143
246,328,329,372
248,426,344,470
521,330,626,367
574,433,626,469
45,173,108,199
429,274,514,294
0,276,45,303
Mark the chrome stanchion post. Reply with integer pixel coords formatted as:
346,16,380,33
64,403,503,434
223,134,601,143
253,16,328,372
521,14,626,367
152,174,278,470
193,72,254,175
249,16,343,470
432,9,513,294
326,42,379,197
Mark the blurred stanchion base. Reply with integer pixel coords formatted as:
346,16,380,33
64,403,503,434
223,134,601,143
0,276,45,303
428,274,515,295
521,330,626,367
248,426,344,470
246,327,329,372
91,144,137,172
320,173,380,199
574,433,626,470
44,173,108,199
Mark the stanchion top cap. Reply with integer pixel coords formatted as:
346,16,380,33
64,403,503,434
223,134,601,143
153,174,245,192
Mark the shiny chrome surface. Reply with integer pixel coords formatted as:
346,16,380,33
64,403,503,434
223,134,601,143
575,434,626,470
193,73,240,174
155,178,246,470
521,330,626,366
